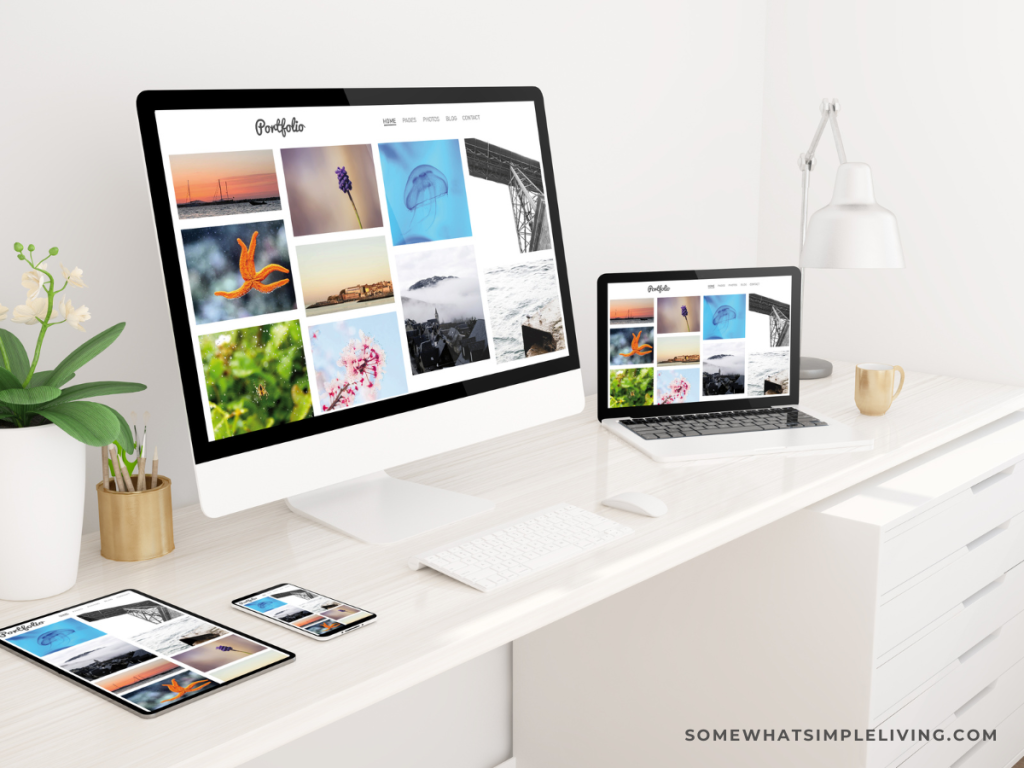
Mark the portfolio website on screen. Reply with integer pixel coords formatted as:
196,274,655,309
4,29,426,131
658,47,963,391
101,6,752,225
0,591,288,714
606,275,792,408
153,102,569,442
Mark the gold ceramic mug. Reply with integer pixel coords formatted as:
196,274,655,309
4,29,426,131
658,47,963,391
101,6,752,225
855,363,905,415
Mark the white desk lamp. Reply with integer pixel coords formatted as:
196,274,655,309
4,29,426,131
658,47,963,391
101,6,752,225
798,98,904,379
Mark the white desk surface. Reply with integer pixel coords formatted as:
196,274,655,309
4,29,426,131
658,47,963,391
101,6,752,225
2,363,1023,768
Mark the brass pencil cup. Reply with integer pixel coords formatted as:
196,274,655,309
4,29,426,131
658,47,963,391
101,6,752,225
96,476,174,562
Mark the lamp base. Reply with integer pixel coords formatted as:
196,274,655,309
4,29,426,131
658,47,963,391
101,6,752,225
800,356,833,380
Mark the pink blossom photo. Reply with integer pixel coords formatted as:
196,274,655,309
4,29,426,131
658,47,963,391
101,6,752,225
309,312,409,413
656,367,700,405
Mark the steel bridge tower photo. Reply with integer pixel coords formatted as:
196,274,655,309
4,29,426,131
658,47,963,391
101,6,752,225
465,138,551,253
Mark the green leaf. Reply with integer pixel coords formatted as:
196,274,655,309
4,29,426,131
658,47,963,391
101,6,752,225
47,380,146,407
27,370,72,388
0,367,22,391
110,408,135,452
0,329,30,381
229,354,258,378
34,401,121,446
48,322,125,388
0,386,60,406
0,413,15,423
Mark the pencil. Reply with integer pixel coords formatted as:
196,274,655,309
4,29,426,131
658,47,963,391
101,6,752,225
108,445,124,492
116,449,135,492
151,446,159,487
136,447,147,491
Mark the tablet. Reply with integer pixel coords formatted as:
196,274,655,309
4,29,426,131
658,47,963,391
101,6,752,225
0,589,295,718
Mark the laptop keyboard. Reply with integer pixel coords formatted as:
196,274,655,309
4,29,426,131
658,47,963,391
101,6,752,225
619,407,827,440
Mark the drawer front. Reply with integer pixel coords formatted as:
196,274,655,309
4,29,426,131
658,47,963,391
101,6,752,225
877,512,1024,657
958,698,1024,768
900,654,1024,768
871,562,1024,718
867,608,1024,768
880,461,1024,594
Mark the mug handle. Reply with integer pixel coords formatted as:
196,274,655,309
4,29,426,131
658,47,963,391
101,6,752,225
892,365,905,400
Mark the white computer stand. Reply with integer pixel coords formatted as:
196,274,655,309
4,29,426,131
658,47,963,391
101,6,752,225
285,470,495,544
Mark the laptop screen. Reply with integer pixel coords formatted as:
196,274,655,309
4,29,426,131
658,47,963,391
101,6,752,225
604,271,795,412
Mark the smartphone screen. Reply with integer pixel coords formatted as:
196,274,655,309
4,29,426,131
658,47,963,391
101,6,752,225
233,584,376,639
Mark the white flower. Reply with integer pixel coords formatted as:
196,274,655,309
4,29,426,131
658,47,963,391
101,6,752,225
61,264,87,288
12,297,48,324
60,298,91,331
0,303,7,321
215,333,232,347
21,262,49,299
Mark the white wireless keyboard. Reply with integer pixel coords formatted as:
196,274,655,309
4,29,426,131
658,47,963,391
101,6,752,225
409,503,634,592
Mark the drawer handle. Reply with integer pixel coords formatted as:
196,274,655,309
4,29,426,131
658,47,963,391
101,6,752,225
966,521,1011,551
951,740,986,768
962,575,1005,608
954,681,997,718
959,628,1001,664
971,466,1015,495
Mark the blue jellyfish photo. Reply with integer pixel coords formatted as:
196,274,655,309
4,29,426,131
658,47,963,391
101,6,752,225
5,617,105,657
246,597,287,614
703,294,746,340
404,164,449,227
379,139,473,246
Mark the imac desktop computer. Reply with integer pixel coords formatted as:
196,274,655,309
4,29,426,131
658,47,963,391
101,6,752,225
136,87,583,543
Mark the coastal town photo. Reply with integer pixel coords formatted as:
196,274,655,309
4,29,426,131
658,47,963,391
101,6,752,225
296,236,395,318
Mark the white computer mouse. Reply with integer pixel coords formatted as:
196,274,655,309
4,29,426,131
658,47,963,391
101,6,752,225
602,491,667,518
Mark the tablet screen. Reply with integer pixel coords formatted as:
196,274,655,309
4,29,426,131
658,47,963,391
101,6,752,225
0,589,293,716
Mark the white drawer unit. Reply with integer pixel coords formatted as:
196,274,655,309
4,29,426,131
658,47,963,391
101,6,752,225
511,410,1024,768
804,413,1024,768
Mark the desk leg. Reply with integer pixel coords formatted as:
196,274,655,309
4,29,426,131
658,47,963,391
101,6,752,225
512,507,877,768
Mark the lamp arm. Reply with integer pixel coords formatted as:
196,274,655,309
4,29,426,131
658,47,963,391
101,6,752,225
799,98,847,248
798,98,847,373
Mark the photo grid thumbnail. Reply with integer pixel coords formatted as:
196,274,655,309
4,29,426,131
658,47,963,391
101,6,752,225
280,144,384,236
170,149,282,220
199,320,313,440
297,236,395,318
182,220,296,325
379,139,473,246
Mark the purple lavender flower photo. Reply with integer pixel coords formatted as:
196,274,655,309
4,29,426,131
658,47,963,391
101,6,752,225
279,145,383,236
335,166,362,228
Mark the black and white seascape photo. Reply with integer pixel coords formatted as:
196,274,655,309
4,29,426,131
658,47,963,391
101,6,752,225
47,635,156,681
484,255,565,363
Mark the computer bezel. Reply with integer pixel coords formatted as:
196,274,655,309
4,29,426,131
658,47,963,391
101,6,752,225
597,266,801,421
135,87,580,466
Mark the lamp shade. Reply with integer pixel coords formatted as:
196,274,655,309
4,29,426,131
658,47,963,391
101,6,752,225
801,162,904,269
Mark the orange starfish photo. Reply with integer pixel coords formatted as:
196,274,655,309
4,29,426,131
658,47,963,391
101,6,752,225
159,676,212,703
214,230,290,299
620,331,653,358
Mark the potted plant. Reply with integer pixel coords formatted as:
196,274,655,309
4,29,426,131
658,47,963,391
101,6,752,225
0,242,145,601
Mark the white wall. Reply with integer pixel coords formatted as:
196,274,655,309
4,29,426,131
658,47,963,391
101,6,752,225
757,1,1024,382
1,0,766,533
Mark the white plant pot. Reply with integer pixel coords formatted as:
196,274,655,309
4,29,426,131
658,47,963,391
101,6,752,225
0,423,85,601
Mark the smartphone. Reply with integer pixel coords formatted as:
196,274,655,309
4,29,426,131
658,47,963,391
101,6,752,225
232,584,377,641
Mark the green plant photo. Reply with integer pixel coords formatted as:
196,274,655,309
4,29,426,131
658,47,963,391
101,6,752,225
0,242,145,447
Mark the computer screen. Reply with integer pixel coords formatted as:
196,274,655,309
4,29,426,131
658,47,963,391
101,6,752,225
137,89,579,469
599,269,798,416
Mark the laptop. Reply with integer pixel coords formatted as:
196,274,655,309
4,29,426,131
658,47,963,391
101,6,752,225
598,267,872,462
